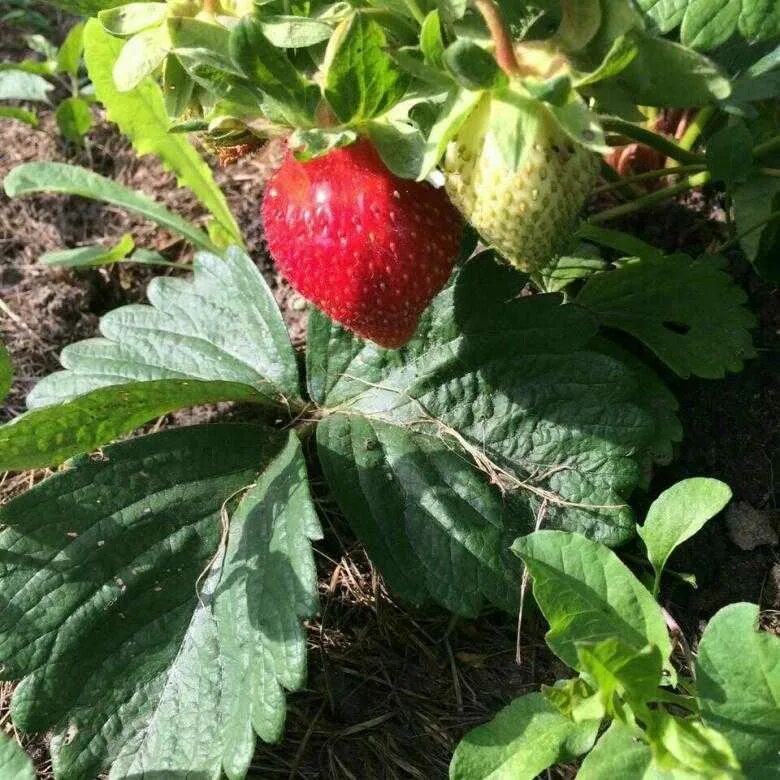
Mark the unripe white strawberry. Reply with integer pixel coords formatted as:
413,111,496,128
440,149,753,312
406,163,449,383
443,94,599,273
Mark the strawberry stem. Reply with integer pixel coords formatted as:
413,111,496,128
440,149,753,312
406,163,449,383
403,0,426,25
602,117,704,165
593,163,706,193
474,0,521,77
677,106,715,152
754,134,780,158
589,171,711,224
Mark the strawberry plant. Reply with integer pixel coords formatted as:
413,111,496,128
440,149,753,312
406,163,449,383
0,0,778,777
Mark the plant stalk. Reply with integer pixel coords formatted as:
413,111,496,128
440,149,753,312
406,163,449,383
593,163,706,193
589,171,711,224
474,0,521,77
402,0,426,25
753,134,780,158
677,105,715,152
602,117,705,165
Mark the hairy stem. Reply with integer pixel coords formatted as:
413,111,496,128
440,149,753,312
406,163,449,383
594,163,706,193
589,171,711,224
403,0,426,25
474,0,521,77
754,134,780,158
602,117,705,165
677,105,715,152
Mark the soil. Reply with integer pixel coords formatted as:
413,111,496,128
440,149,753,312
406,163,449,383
1,16,778,779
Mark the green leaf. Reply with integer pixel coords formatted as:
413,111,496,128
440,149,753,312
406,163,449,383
576,639,663,720
83,19,243,247
308,255,666,613
419,87,483,179
0,379,266,471
367,116,426,179
0,424,320,779
420,10,445,68
0,106,37,126
647,712,741,776
317,414,528,616
230,15,318,126
535,251,607,293
0,732,35,780
450,693,600,780
733,173,780,281
544,676,605,723
577,722,672,780
575,224,664,261
697,602,780,777
637,478,732,596
512,530,672,669
110,431,321,778
289,127,358,161
55,95,92,144
56,21,85,76
34,0,129,13
682,0,780,50
555,0,601,51
4,161,215,252
616,33,731,107
576,253,756,379
638,0,780,45
587,336,682,481
573,34,639,87
40,233,135,268
112,26,169,91
682,0,742,50
261,15,333,47
443,39,506,91
27,246,299,409
323,11,409,123
706,121,754,187
161,53,193,117
167,15,230,51
98,2,168,36
0,69,53,102
0,341,12,402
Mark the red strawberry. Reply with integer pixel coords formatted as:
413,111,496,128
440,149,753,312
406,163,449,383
262,139,463,348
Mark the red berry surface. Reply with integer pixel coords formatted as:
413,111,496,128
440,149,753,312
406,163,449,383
262,139,463,348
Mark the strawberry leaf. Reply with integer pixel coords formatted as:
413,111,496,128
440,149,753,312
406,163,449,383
733,173,780,282
307,255,670,612
0,379,266,471
229,15,319,126
0,732,35,780
0,424,320,780
577,253,756,379
27,246,299,409
323,11,409,124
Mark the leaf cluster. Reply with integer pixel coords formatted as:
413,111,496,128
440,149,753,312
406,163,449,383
452,479,780,779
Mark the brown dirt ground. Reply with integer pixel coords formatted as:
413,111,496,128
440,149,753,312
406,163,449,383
1,17,778,780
